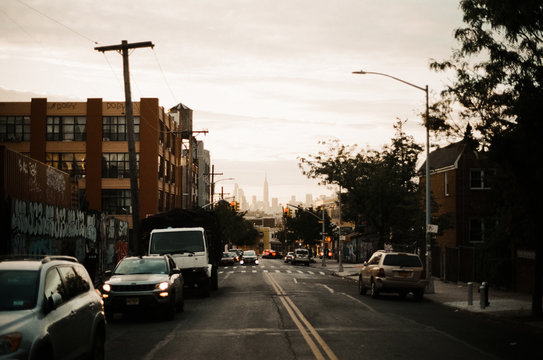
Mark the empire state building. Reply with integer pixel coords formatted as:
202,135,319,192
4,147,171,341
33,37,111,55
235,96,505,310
263,176,269,210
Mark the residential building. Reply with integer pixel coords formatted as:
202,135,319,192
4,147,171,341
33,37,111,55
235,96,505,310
419,138,495,282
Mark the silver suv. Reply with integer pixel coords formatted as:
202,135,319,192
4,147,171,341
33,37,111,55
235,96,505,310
0,255,106,359
358,250,427,300
292,248,310,266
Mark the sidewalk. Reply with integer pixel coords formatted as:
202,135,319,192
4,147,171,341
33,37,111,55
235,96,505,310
322,261,543,330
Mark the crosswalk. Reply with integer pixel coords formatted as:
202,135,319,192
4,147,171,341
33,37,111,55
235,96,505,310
219,265,326,276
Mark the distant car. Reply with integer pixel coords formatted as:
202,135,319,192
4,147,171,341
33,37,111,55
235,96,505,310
284,252,294,263
101,255,184,321
292,248,310,266
262,249,279,259
358,250,427,300
0,255,106,359
240,250,259,265
230,249,243,262
220,252,235,266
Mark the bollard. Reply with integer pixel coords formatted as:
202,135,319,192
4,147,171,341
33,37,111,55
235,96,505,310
482,281,490,307
479,283,488,309
467,282,473,305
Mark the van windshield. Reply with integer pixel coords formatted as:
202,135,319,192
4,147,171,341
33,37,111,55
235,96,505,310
150,230,205,254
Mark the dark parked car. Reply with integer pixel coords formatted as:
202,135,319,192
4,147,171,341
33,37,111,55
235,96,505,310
0,255,105,359
101,255,184,320
230,249,243,262
240,250,259,265
220,252,235,266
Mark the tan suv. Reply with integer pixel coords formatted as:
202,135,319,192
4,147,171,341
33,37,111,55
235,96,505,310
358,250,427,300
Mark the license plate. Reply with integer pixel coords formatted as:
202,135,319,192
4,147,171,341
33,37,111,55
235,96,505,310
126,297,139,305
395,271,411,278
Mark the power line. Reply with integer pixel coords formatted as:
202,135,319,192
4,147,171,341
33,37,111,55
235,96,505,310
16,0,98,45
152,48,178,105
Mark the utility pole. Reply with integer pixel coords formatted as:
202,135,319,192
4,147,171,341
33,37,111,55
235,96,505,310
95,40,154,255
207,165,223,205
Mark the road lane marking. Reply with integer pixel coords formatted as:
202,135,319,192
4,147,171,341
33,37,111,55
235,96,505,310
252,270,257,273
319,272,325,275
287,270,292,273
275,270,280,273
319,284,335,294
297,270,304,274
266,273,338,360
341,293,376,313
293,278,298,284
308,271,314,274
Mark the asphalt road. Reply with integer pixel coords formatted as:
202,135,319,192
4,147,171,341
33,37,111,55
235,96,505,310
104,258,541,360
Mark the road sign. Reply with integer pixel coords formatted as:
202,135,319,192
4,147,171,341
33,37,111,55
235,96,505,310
427,224,439,234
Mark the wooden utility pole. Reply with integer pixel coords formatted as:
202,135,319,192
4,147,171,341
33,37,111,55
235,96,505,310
95,40,154,255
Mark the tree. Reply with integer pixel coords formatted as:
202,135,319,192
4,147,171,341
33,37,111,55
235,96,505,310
213,200,259,249
299,120,425,250
283,206,335,256
430,0,543,315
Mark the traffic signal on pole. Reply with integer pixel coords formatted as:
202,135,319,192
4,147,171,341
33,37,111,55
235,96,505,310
230,201,236,210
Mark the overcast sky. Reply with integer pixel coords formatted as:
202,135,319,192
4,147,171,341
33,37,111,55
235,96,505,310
0,0,465,205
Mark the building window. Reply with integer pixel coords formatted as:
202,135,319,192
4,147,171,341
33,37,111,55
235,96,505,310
470,169,494,189
102,116,140,141
102,189,131,214
0,116,31,142
158,190,163,211
158,156,164,180
469,218,483,243
102,153,139,178
444,172,449,196
46,116,86,141
46,153,86,177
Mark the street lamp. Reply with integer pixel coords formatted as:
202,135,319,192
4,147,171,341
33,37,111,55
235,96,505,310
352,69,434,293
211,177,235,203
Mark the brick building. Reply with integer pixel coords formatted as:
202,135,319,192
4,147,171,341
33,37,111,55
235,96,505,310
0,98,205,233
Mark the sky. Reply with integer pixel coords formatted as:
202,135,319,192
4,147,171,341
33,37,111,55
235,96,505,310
0,0,466,206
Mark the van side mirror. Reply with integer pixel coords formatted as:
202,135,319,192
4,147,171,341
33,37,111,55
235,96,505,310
104,270,112,277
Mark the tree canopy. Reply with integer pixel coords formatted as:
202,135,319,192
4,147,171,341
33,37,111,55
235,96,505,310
430,0,543,315
299,121,425,250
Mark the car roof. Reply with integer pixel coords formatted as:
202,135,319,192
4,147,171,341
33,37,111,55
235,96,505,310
0,255,79,270
121,255,168,261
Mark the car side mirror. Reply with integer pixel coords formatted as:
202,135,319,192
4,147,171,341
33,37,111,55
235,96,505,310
44,293,62,313
104,270,112,278
363,261,368,266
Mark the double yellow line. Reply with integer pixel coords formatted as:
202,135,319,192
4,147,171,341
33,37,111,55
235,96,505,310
266,272,338,360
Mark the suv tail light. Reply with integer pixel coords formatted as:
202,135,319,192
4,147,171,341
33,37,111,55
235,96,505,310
377,268,386,278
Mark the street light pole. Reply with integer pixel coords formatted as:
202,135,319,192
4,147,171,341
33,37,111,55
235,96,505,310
352,69,433,293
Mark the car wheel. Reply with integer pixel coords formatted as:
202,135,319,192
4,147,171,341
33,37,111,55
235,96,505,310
370,280,379,298
305,262,309,267
413,289,424,301
89,331,105,360
358,275,367,295
398,291,407,299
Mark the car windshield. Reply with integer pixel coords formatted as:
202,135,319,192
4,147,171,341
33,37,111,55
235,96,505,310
150,230,205,254
296,250,308,255
222,253,231,258
244,251,256,256
0,270,39,311
382,254,422,267
114,258,167,275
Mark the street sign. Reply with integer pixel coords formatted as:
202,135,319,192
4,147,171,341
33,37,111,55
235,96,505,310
427,224,439,234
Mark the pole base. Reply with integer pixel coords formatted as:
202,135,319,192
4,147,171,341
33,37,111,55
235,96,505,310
425,278,435,294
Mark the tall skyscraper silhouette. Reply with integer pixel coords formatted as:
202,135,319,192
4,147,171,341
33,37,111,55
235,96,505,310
263,175,269,210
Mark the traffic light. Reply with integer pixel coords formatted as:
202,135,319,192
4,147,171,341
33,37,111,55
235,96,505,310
229,201,240,211
283,207,290,217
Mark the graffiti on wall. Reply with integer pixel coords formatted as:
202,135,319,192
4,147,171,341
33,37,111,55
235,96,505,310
18,158,41,193
11,198,97,241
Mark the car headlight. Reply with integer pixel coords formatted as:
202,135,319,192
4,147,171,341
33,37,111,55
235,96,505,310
102,283,111,292
157,282,170,291
0,333,22,355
